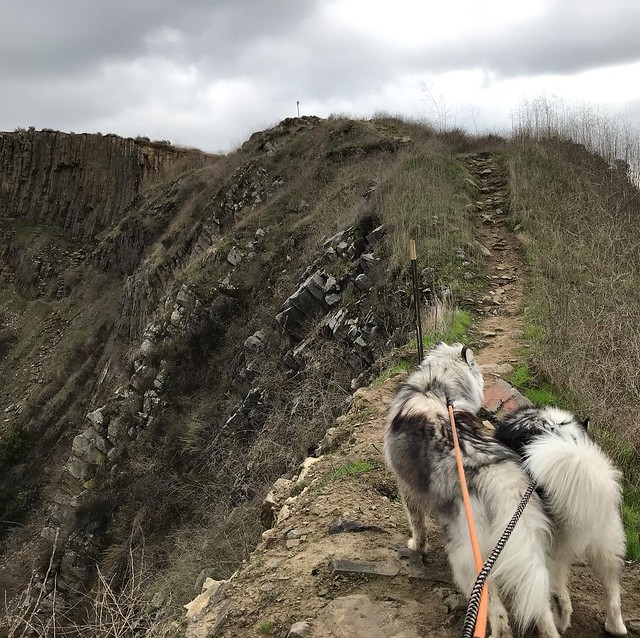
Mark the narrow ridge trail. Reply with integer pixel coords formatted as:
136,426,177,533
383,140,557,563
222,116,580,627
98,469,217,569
465,151,525,371
183,153,640,638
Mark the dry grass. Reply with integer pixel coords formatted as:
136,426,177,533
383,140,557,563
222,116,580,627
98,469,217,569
509,103,640,486
2,538,179,638
513,96,640,176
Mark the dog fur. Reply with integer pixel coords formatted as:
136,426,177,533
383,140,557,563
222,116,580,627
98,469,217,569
384,343,560,638
495,406,627,635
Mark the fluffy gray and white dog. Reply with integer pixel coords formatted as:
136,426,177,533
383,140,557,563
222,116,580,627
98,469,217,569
385,343,560,638
495,406,627,635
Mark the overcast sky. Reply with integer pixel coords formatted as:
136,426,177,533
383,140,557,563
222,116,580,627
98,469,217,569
1,0,640,153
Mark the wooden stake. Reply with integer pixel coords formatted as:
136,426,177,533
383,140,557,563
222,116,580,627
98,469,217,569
410,239,424,363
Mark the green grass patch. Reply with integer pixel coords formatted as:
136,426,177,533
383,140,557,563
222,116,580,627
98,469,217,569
258,621,275,634
493,150,510,164
622,485,640,561
348,406,375,423
317,460,379,489
421,309,472,350
372,358,412,386
508,364,567,406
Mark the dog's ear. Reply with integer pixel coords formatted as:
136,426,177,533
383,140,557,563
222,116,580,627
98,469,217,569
461,345,474,365
581,417,590,431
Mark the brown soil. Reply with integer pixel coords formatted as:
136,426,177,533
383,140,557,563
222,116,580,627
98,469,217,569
185,153,640,638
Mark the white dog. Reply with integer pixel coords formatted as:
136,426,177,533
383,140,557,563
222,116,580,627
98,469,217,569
385,343,560,638
496,406,627,635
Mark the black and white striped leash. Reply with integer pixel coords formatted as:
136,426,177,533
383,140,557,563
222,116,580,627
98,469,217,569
461,480,538,638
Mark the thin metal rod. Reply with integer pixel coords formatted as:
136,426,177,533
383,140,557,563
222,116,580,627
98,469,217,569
410,239,424,363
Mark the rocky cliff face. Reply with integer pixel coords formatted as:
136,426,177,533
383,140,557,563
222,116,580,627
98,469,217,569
0,129,213,239
0,116,485,634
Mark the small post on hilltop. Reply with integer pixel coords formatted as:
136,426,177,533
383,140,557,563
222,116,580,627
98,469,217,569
410,239,424,363
297,100,300,117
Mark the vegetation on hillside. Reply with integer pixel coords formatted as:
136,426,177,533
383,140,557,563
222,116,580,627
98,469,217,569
2,105,640,635
0,115,493,634
509,100,640,558
95,116,488,606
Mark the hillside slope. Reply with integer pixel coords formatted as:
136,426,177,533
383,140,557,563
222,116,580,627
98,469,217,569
181,165,640,635
1,119,639,638
0,118,488,628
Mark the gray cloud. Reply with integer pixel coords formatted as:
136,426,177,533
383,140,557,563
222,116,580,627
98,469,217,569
1,0,640,151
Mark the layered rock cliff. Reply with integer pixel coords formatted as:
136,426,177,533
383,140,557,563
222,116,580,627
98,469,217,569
0,129,213,238
0,117,488,635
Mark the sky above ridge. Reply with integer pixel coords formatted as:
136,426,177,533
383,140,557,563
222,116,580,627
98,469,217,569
1,0,639,152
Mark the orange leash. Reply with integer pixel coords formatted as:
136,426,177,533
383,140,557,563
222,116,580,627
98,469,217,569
447,401,488,638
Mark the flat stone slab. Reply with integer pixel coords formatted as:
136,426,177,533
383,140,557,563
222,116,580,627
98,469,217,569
394,546,428,580
480,363,514,376
330,559,399,577
482,378,532,419
328,518,387,535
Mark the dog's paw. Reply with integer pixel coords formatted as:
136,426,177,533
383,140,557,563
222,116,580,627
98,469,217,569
554,615,571,634
552,592,572,633
487,624,513,638
407,537,428,553
604,616,627,636
552,609,571,633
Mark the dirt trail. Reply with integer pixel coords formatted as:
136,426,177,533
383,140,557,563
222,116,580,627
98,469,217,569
465,151,524,370
184,153,640,638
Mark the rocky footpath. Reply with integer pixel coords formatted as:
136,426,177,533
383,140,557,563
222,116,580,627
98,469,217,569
177,364,640,638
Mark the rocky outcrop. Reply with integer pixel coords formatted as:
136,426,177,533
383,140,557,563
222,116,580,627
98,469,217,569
242,116,322,156
276,224,384,340
112,158,283,343
0,129,213,239
275,224,384,376
39,284,202,599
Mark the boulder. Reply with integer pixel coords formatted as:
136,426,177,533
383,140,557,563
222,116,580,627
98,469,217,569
261,478,294,529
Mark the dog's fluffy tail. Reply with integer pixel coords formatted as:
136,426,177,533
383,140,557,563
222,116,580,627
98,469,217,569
447,463,553,630
475,464,553,630
523,433,623,545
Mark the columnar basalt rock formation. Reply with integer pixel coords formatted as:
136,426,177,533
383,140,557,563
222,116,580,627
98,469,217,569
0,129,212,238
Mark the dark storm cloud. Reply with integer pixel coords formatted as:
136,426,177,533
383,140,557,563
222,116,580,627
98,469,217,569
413,1,640,78
5,0,638,84
0,0,320,78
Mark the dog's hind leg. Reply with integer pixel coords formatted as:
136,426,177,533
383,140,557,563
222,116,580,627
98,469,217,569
548,543,573,633
589,543,627,635
486,583,513,638
399,484,429,553
445,522,513,637
535,609,562,638
450,566,513,637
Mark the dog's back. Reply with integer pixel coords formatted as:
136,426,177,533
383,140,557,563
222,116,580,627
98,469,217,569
495,406,624,551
